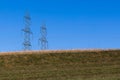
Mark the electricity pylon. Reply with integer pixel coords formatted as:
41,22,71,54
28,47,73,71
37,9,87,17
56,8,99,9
22,12,32,50
39,23,48,50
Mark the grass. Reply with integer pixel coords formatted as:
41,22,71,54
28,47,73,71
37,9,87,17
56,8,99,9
0,50,120,80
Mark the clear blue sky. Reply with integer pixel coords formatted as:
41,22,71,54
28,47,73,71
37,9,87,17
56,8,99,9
0,0,120,52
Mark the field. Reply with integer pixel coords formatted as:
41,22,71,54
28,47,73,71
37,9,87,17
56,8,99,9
0,50,120,80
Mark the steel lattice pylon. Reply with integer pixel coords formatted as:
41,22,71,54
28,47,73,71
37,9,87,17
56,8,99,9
39,23,48,50
22,12,32,50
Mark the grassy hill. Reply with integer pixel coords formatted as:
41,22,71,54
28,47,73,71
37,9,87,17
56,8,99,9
0,50,120,80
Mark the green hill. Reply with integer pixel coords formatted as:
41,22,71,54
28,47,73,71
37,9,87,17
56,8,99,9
0,50,120,80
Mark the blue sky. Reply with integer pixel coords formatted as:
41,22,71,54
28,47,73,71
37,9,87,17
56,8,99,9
0,0,120,52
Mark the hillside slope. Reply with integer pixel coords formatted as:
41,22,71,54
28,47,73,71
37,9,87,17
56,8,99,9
0,50,120,80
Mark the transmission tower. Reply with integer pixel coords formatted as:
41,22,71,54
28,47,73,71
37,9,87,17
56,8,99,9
22,12,32,50
39,23,48,50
